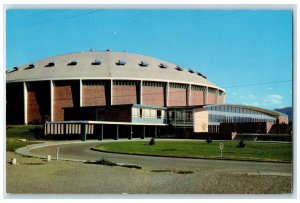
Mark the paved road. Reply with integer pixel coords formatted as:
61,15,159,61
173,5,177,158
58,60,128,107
29,139,292,176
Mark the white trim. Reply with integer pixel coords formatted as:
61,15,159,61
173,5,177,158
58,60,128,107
204,86,208,105
188,83,191,106
140,80,143,105
166,82,169,107
216,89,219,104
110,79,113,105
23,82,28,124
7,77,225,92
46,120,168,126
50,80,54,121
79,79,83,107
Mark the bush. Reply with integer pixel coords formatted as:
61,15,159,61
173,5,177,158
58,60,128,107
149,138,155,145
94,158,117,166
206,136,212,144
237,140,246,148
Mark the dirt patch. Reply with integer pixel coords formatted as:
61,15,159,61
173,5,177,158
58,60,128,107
6,151,292,194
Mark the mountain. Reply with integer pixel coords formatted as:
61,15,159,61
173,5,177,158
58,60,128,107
274,107,293,122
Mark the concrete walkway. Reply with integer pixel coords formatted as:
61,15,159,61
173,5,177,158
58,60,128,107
15,139,292,177
16,138,147,162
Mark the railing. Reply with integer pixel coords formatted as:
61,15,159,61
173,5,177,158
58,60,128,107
44,122,94,135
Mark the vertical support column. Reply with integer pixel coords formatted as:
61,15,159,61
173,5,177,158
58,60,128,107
79,79,83,107
98,124,103,141
216,89,219,104
62,123,65,135
165,82,169,107
50,80,54,121
115,125,119,140
187,84,191,106
204,86,208,105
141,126,145,139
129,125,133,140
81,123,87,141
139,80,143,105
223,92,226,104
110,79,113,105
154,126,157,138
23,82,28,125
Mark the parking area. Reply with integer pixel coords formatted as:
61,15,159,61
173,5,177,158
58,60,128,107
6,140,293,195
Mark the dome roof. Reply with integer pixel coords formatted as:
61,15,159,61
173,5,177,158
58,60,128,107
6,50,224,91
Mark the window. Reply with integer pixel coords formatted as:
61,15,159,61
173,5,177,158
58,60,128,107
150,109,156,118
25,64,35,69
132,108,138,117
159,63,168,69
68,60,78,66
116,59,126,65
139,61,149,67
175,66,183,71
45,62,55,67
144,109,150,118
196,72,203,76
91,59,102,65
171,112,175,119
157,110,162,119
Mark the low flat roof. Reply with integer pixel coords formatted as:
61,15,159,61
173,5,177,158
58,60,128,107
46,120,168,126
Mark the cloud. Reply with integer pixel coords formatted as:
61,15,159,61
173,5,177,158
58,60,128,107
242,94,284,108
248,94,256,99
231,92,236,96
263,94,283,105
267,87,273,90
242,101,261,107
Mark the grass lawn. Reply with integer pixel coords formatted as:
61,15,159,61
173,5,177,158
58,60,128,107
7,125,44,140
95,140,292,162
6,139,41,152
6,125,44,152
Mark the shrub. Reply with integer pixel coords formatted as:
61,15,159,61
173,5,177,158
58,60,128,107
94,158,117,166
237,140,246,148
149,138,155,145
206,136,212,144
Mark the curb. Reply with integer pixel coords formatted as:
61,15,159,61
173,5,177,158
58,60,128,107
15,140,144,167
90,148,292,164
15,139,291,164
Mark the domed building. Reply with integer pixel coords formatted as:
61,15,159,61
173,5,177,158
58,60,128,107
6,49,287,140
6,49,225,124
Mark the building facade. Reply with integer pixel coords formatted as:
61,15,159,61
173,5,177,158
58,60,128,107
6,50,288,140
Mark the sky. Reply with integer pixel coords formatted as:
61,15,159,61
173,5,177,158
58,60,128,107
5,9,293,110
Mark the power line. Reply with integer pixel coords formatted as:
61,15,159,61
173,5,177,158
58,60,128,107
24,10,99,26
223,80,292,88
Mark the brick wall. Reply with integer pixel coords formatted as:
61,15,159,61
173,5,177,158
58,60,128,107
6,82,24,124
168,87,187,106
112,85,138,105
27,81,51,124
142,86,165,106
278,115,289,124
54,80,79,121
82,82,107,106
208,91,217,104
190,90,204,105
218,93,224,104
